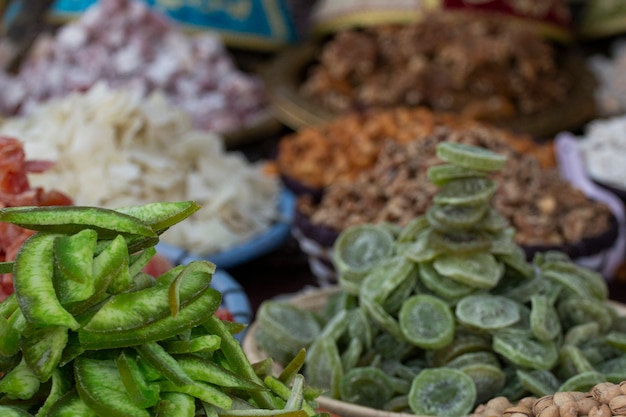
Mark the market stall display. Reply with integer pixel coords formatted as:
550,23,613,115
265,10,596,138
244,142,626,417
276,107,620,283
0,0,277,146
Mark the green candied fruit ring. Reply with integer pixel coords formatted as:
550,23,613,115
492,332,559,370
459,363,506,405
428,229,493,254
426,203,489,231
408,367,477,417
557,371,608,393
419,261,476,302
436,141,507,172
529,294,562,342
338,367,394,409
516,369,561,398
557,298,613,333
434,178,497,206
305,336,343,399
399,294,455,349
455,294,521,331
428,331,492,367
256,301,321,353
359,255,417,305
433,252,504,290
427,163,490,186
332,224,395,276
404,228,442,263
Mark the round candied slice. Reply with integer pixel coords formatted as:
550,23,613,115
408,367,477,417
399,294,455,349
427,163,489,186
433,252,504,289
516,369,561,398
339,367,394,409
419,261,475,301
433,177,497,206
529,294,561,342
428,229,492,254
427,203,488,231
332,224,395,277
256,301,321,353
436,142,507,172
492,332,559,370
455,294,521,331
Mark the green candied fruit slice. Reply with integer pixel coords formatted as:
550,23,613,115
332,224,395,276
408,367,477,417
458,363,506,405
427,163,490,186
339,367,394,409
396,216,430,243
399,294,455,349
360,297,405,342
560,345,595,377
605,330,626,351
404,228,442,263
428,229,492,254
529,294,561,342
436,142,507,172
478,209,510,233
557,298,613,333
256,301,321,353
427,203,489,231
434,178,497,206
455,294,521,331
492,333,559,370
305,336,343,399
558,371,607,393
489,228,518,256
419,261,475,302
433,252,504,290
563,322,601,346
360,256,417,306
429,331,492,367
516,369,561,398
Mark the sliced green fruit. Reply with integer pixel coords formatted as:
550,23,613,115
455,294,521,331
408,367,477,417
436,141,507,172
339,367,394,409
433,252,504,289
427,163,489,186
492,333,559,370
427,203,488,231
516,369,561,398
332,224,395,277
428,229,492,254
434,178,497,206
399,294,455,349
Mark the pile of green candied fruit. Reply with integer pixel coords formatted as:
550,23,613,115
256,142,626,417
0,202,323,417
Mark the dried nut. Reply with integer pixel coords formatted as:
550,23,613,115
589,403,612,417
503,405,533,417
519,397,538,410
487,396,514,413
592,382,622,404
554,392,578,407
620,381,626,395
609,394,626,415
570,392,588,401
558,402,578,417
577,396,601,415
537,403,560,417
534,396,555,416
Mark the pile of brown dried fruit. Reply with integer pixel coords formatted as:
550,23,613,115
472,381,626,417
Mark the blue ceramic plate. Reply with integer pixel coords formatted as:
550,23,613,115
211,269,252,340
156,188,295,270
